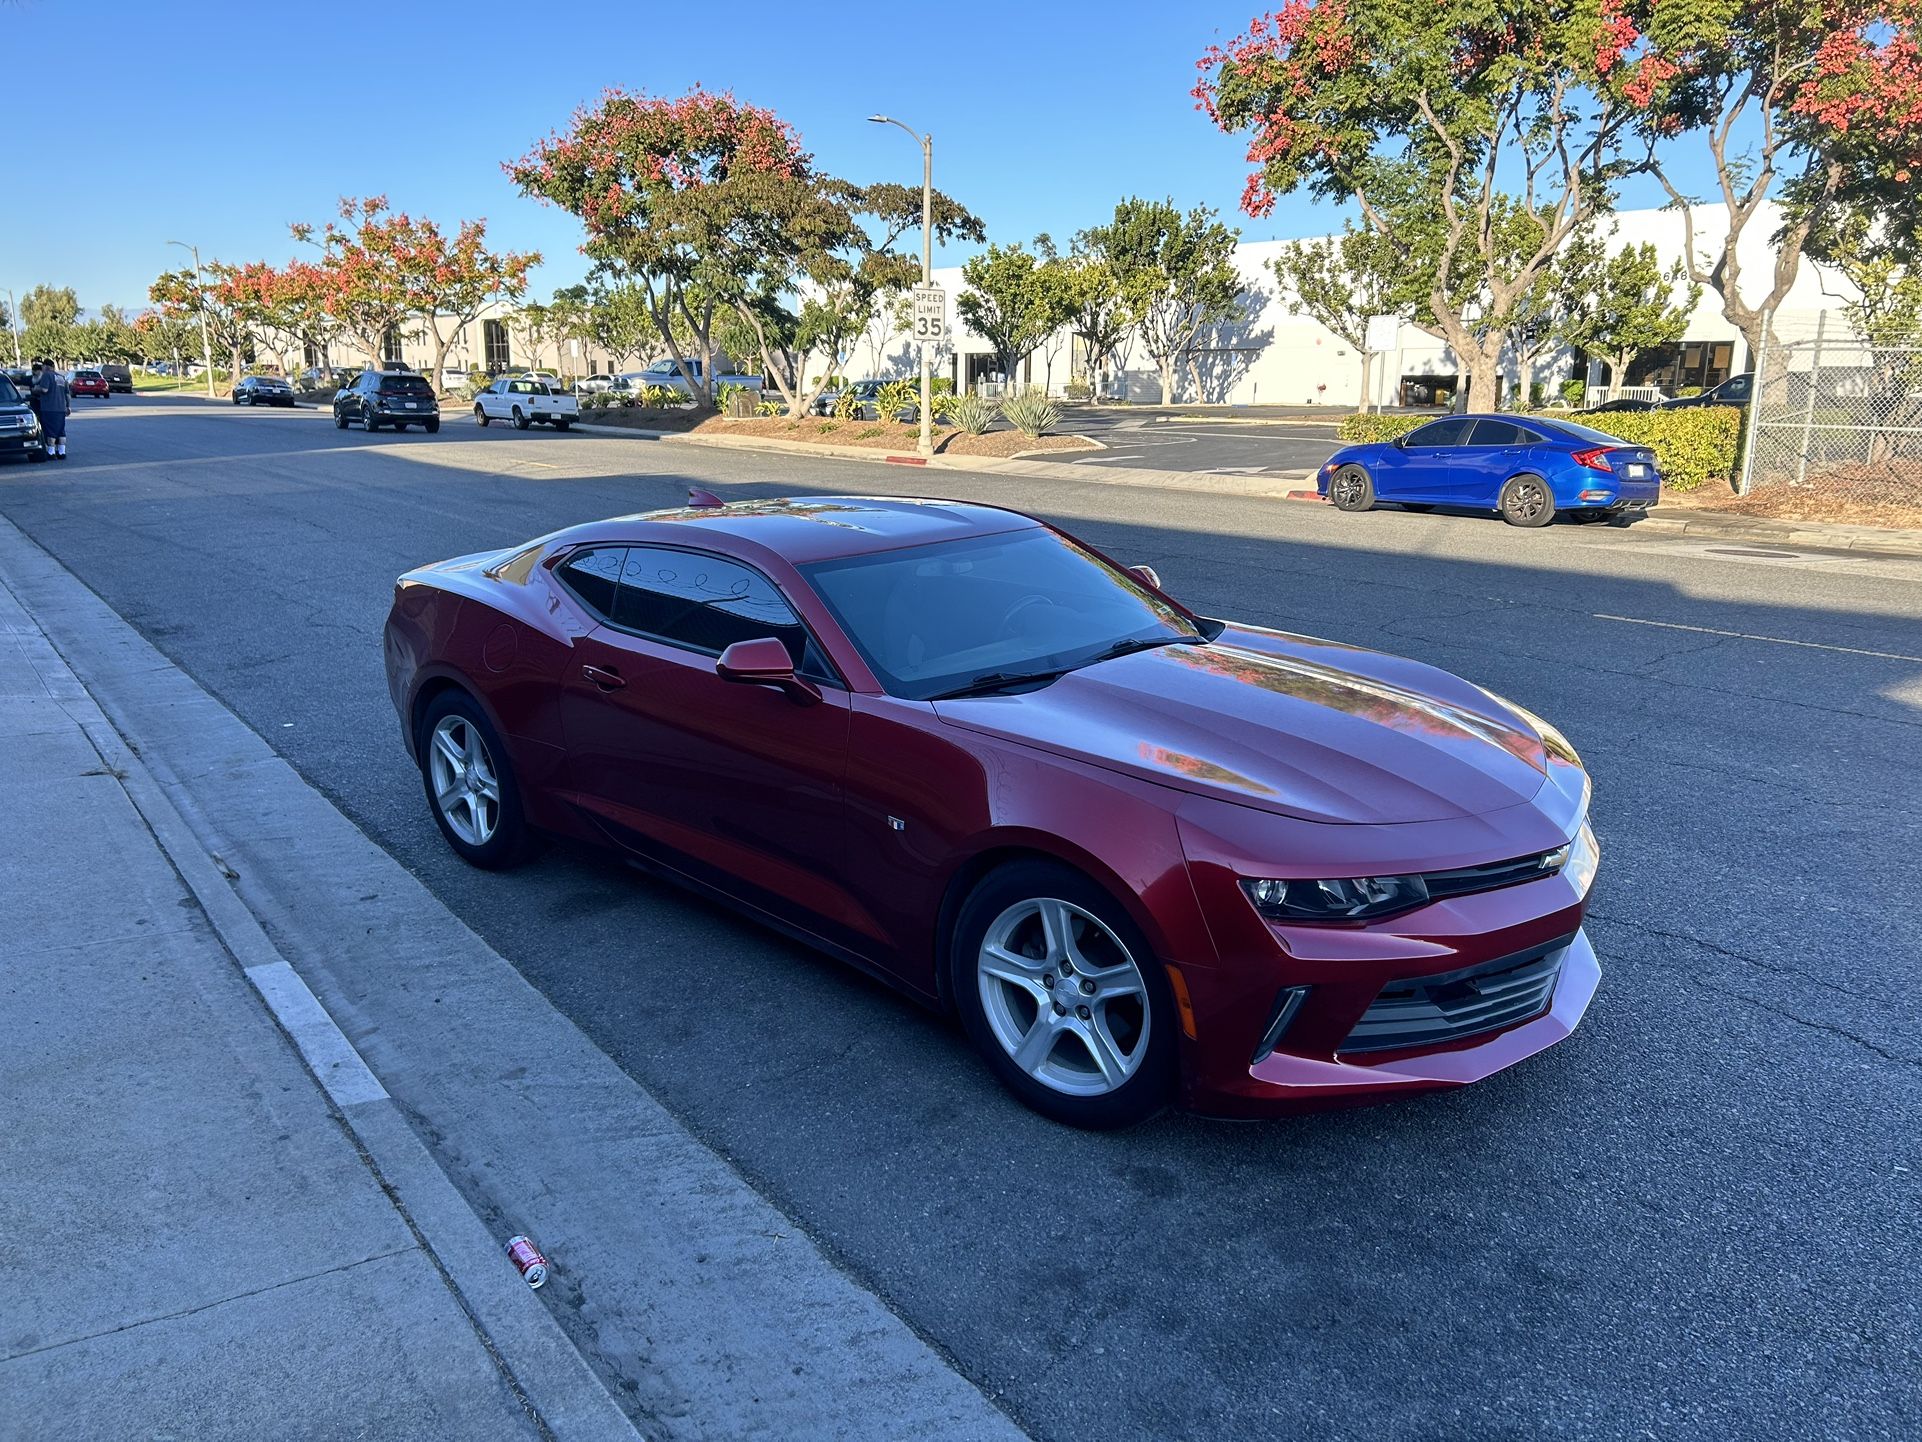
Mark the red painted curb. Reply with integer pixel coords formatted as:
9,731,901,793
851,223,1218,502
884,455,929,466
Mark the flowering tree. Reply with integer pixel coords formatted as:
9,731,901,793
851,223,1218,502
1616,0,1922,360
150,265,252,380
292,198,415,366
1197,3,1643,410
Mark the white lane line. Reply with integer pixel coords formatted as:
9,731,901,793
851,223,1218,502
1594,613,1922,663
1073,453,1144,464
245,960,389,1107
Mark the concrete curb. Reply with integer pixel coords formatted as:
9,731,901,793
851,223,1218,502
0,517,641,1442
1633,510,1922,556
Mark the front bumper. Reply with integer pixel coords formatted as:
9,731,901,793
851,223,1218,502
0,427,46,458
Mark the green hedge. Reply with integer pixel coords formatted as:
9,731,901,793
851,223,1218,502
1334,408,1740,492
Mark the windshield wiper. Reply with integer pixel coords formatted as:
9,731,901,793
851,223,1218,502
930,668,1070,700
929,636,1205,701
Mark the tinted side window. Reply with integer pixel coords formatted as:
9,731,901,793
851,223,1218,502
557,547,627,619
615,548,812,667
1468,420,1534,446
1405,418,1472,447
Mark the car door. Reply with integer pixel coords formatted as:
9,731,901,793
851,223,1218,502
553,545,880,951
478,379,501,419
1460,418,1537,505
1373,417,1474,502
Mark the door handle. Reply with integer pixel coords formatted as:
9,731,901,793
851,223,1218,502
582,664,626,690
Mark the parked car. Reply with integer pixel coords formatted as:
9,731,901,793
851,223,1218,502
1319,414,1661,527
385,495,1601,1128
1575,396,1657,414
98,362,133,394
624,356,762,397
1659,372,1753,409
332,369,441,433
233,374,297,408
473,375,578,430
68,368,110,400
0,371,47,463
574,373,619,396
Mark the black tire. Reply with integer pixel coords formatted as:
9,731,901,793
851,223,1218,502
475,405,489,427
1499,473,1556,527
365,414,381,432
951,859,1176,1129
417,690,531,870
1328,463,1375,512
425,418,440,434
231,393,242,406
334,410,348,429
28,448,47,462
1570,509,1613,524
394,423,408,432
512,406,530,430
553,418,571,431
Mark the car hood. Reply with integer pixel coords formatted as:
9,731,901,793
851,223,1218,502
931,627,1551,825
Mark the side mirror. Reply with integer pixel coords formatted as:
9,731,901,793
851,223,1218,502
1127,564,1162,590
716,637,818,704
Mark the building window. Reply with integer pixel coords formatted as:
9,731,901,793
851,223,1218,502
1627,341,1733,393
381,327,405,365
483,320,511,372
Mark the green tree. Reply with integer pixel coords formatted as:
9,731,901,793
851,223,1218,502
81,303,143,364
1059,245,1136,401
1271,225,1419,413
956,240,1073,394
1082,199,1243,405
1623,0,1922,363
20,284,82,363
1198,4,1642,410
1560,238,1700,392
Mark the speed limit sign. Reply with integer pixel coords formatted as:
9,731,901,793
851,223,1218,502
912,286,946,343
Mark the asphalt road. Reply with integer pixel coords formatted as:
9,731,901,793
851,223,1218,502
8,396,1920,1441
1056,407,1344,476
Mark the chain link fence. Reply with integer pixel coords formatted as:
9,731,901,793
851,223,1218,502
1747,313,1922,504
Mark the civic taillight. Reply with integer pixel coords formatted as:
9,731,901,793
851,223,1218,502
1571,447,1614,472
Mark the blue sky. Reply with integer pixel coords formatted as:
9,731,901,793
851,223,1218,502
3,1,1687,315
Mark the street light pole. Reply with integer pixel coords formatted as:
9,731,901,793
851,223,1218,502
167,240,217,398
869,115,934,459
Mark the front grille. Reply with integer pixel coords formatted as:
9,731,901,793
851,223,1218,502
1340,937,1570,1055
1421,849,1563,901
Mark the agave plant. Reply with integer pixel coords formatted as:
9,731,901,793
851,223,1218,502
875,379,918,421
999,388,1060,439
948,392,997,435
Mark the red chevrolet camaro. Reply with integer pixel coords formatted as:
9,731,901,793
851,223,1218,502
384,495,1600,1127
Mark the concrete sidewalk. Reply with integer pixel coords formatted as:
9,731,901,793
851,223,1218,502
0,574,636,1440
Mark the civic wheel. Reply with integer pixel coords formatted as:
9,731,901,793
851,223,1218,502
475,405,489,427
954,861,1174,1128
1499,474,1556,528
1328,464,1375,512
512,406,529,430
419,693,528,869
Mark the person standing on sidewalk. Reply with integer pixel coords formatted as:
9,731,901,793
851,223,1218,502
31,358,69,459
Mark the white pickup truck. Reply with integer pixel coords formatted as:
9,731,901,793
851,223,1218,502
473,375,580,431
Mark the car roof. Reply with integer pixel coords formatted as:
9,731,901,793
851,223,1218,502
550,496,1040,566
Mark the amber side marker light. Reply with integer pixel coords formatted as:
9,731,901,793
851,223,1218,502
1164,965,1198,1040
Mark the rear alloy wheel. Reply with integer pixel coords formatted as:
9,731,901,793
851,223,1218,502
1499,474,1556,528
512,406,530,430
954,861,1174,1129
1328,464,1375,512
419,693,529,869
365,414,381,432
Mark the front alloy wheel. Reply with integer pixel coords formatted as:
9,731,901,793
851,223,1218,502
954,860,1174,1128
1329,464,1375,512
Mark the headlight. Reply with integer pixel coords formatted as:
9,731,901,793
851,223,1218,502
1242,874,1430,922
1565,820,1600,899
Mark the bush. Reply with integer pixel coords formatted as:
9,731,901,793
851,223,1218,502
949,392,997,435
1333,408,1740,492
1065,378,1092,400
1000,387,1060,438
757,399,783,416
875,378,918,421
640,384,681,409
1560,379,1587,405
833,387,864,420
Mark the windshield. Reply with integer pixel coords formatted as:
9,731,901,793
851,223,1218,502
378,375,434,395
802,528,1202,700
0,377,18,404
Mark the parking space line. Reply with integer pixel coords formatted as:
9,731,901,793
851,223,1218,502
1594,613,1922,663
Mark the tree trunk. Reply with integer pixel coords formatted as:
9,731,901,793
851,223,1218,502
1186,353,1204,404
426,317,452,397
1356,350,1372,415
1463,344,1503,412
1157,358,1175,406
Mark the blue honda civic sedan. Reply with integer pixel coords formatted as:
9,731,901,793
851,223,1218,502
1318,414,1662,527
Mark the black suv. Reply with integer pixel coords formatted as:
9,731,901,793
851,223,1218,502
333,369,441,433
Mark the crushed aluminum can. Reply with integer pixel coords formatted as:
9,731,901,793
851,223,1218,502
505,1234,549,1289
